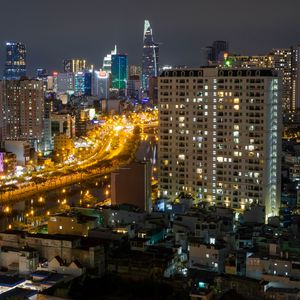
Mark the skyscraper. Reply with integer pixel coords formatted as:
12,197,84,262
93,70,109,99
142,20,159,94
103,45,117,74
74,71,92,96
111,54,128,90
158,68,281,221
272,49,293,115
212,40,228,64
57,72,75,94
4,42,26,80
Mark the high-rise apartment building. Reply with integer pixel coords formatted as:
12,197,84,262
292,46,300,114
111,54,128,90
272,49,294,114
63,59,87,73
142,20,159,94
4,42,26,80
0,79,44,145
158,68,281,220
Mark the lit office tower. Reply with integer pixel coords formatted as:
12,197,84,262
4,42,26,80
103,45,117,74
63,59,87,73
158,68,281,220
74,72,92,96
111,54,128,90
93,70,109,99
0,79,44,145
142,20,159,93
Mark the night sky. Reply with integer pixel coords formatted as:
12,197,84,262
0,0,299,75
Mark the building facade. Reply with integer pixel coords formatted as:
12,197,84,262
158,68,281,219
74,71,92,96
63,59,86,73
272,49,294,115
4,42,26,80
211,41,229,64
103,45,117,74
111,54,128,90
111,162,152,213
0,79,44,147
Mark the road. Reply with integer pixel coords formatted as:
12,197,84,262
0,111,158,203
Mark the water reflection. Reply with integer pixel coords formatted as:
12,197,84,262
0,176,109,232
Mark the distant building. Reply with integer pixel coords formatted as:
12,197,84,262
129,65,142,77
227,48,300,119
74,71,92,96
142,20,159,94
103,45,117,74
226,54,274,69
149,76,158,105
53,133,74,163
75,110,89,137
211,40,228,64
63,59,86,73
111,161,152,213
101,99,122,114
4,42,26,80
51,112,74,138
36,68,48,79
57,72,74,94
93,70,109,99
47,72,59,92
111,54,128,90
127,75,141,99
0,79,44,147
272,48,295,115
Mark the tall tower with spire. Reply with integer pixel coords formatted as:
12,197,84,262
142,20,159,95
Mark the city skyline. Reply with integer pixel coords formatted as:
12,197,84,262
0,0,299,74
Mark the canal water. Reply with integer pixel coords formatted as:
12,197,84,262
0,175,109,231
